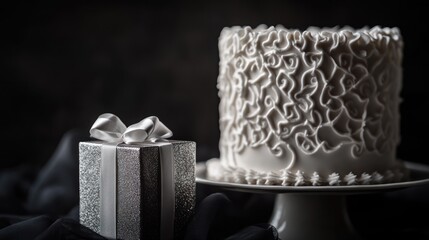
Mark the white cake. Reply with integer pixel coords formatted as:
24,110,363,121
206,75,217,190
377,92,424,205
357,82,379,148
208,25,408,186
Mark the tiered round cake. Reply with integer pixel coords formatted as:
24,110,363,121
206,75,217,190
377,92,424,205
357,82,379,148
207,25,408,186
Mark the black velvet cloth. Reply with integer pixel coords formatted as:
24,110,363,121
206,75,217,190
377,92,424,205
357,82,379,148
0,130,428,240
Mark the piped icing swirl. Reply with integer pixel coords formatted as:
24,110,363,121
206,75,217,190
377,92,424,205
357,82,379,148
218,25,402,163
213,25,406,185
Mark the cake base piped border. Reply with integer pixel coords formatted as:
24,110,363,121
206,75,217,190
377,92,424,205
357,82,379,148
206,159,408,186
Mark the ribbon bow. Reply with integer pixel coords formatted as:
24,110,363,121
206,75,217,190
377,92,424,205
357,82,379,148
90,113,173,144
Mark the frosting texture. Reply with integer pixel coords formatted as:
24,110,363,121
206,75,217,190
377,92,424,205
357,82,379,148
214,25,406,184
206,159,405,186
218,25,402,166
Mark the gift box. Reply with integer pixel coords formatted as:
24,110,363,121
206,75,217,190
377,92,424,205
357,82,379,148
79,114,196,240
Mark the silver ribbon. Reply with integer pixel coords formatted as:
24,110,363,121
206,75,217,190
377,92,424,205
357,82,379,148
90,113,174,240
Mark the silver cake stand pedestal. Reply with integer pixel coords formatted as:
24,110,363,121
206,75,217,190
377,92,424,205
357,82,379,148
196,161,429,240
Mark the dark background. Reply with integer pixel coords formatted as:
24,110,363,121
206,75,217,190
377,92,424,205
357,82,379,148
1,1,428,169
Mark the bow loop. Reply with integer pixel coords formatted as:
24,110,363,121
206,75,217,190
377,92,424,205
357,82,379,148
146,116,173,140
90,113,127,143
90,113,173,144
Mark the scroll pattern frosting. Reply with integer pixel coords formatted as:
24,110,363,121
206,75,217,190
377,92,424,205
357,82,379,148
218,26,403,165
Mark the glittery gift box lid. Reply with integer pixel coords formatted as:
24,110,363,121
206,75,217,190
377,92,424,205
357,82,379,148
79,140,196,240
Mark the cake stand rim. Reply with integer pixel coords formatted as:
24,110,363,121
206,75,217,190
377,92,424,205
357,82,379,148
195,160,429,194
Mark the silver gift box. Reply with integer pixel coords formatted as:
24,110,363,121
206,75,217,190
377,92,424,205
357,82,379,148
79,140,196,240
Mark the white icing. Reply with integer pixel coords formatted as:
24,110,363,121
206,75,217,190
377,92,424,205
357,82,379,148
295,171,306,186
371,172,383,184
212,25,407,185
245,169,258,184
256,172,266,185
310,172,321,186
206,159,407,185
264,171,282,185
233,168,246,184
328,173,341,186
280,169,294,186
359,173,372,185
344,172,357,185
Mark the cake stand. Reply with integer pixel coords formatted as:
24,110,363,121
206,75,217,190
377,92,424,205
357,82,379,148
196,160,429,240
